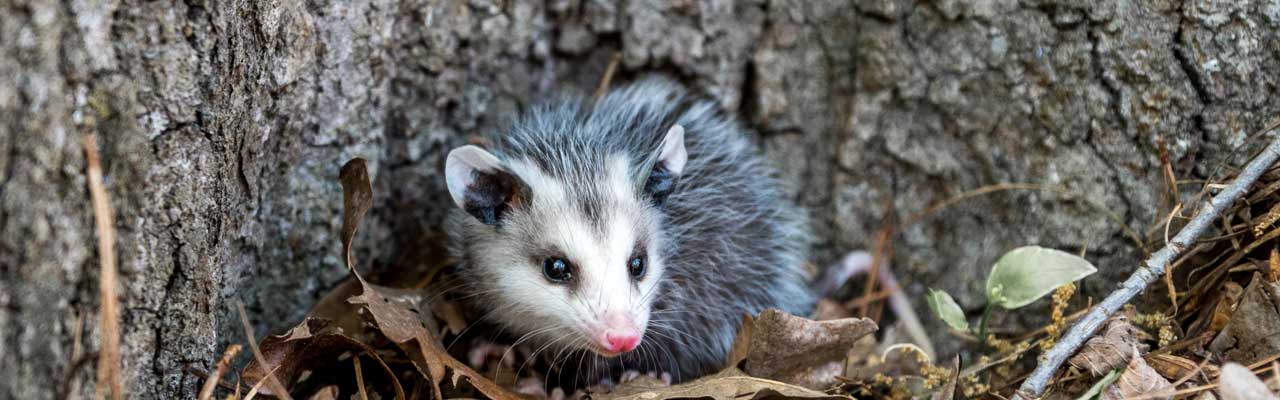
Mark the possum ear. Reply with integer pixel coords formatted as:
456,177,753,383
445,145,527,225
644,124,687,206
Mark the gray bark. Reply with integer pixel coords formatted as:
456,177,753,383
1,0,1276,398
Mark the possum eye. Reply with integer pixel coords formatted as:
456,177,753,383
627,255,646,280
542,257,574,283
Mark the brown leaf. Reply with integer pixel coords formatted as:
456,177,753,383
743,308,878,389
340,158,373,271
1144,354,1218,383
1219,363,1279,400
349,276,525,400
337,158,522,400
1101,348,1173,400
1211,273,1280,364
1070,315,1149,376
726,313,754,369
1210,281,1245,333
241,318,406,400
600,368,851,400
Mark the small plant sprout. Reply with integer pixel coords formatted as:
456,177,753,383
986,246,1097,309
926,245,1097,344
926,289,970,332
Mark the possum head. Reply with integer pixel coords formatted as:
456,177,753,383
444,125,688,357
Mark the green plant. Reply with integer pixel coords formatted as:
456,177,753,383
926,246,1097,344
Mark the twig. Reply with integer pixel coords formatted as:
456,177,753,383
242,364,282,400
354,355,369,400
1012,137,1280,400
235,301,295,400
84,134,123,400
593,52,622,101
199,344,243,400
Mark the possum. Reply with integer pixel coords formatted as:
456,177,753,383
442,77,814,388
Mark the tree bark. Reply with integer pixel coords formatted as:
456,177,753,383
1,0,1276,398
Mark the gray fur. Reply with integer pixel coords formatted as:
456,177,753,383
444,77,814,386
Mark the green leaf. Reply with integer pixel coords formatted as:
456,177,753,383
1075,368,1122,400
926,289,970,332
986,246,1097,309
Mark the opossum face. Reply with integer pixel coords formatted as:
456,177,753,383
444,126,688,357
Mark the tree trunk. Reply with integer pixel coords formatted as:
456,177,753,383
1,0,1276,397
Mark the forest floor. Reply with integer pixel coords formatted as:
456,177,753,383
84,117,1280,398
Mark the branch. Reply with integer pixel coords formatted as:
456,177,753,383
1013,137,1280,400
84,134,123,400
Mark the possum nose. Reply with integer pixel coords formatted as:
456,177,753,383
602,330,641,353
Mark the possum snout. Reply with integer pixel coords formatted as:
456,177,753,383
593,311,642,356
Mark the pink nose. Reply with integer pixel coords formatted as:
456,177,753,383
602,330,641,353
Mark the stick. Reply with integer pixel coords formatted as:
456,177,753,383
593,52,622,101
84,134,123,400
1013,137,1280,400
198,344,243,400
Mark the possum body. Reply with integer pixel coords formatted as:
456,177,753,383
443,77,814,387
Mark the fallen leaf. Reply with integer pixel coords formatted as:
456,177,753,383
1211,273,1280,365
1069,315,1149,376
600,368,851,400
1218,362,1278,400
726,313,754,369
743,309,878,389
338,158,523,400
241,318,406,400
1209,281,1245,333
340,158,374,272
1100,348,1173,400
1144,354,1218,382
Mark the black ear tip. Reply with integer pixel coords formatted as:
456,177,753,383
461,168,527,226
644,164,677,206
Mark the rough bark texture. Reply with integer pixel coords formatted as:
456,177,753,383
1,0,1277,398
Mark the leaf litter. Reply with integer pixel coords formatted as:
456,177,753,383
215,158,883,399
207,123,1280,400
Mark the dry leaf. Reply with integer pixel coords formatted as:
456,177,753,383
1209,281,1245,333
1101,348,1173,400
743,309,878,389
340,158,374,271
1144,354,1218,382
241,318,406,400
1211,273,1280,364
1219,363,1278,400
726,313,754,369
600,368,851,400
339,158,524,400
1070,316,1149,375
